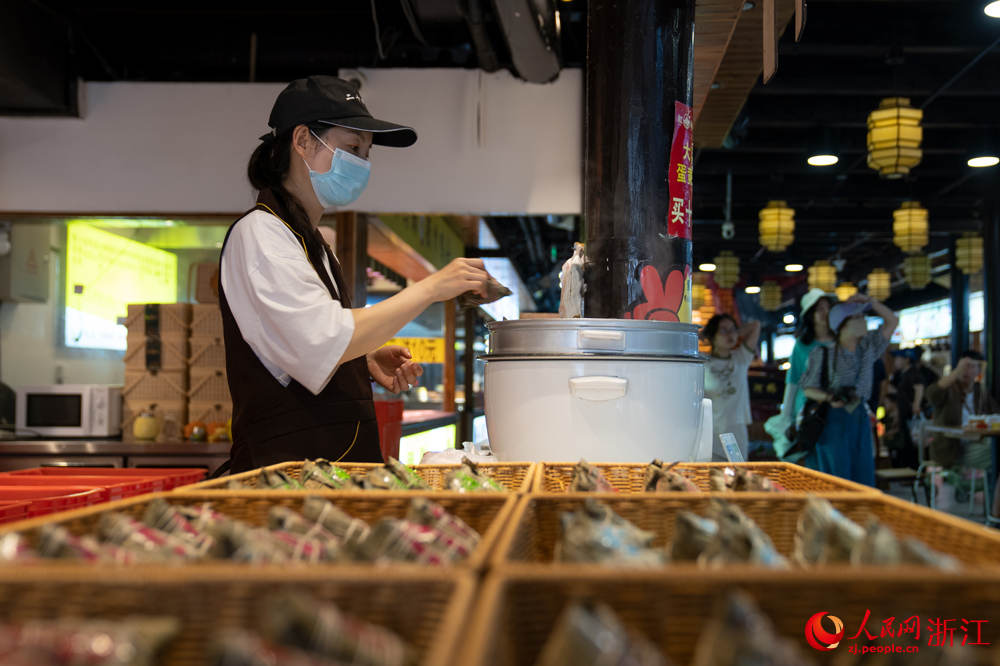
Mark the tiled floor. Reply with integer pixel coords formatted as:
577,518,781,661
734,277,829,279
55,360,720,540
883,474,996,528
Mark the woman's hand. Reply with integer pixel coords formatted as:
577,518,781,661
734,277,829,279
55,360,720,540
847,293,871,305
367,345,424,393
418,258,489,302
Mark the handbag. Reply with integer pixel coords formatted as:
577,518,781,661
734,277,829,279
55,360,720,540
785,346,831,458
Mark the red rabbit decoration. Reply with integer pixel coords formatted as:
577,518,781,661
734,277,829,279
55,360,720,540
625,265,690,322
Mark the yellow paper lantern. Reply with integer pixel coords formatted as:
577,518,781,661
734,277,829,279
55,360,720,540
760,281,782,311
714,251,740,289
758,200,795,252
893,201,929,254
867,268,891,301
835,282,858,301
956,234,984,274
691,283,707,309
807,260,837,292
904,255,931,289
867,97,923,178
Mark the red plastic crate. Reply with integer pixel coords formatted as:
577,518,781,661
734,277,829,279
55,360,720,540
7,467,207,491
0,501,29,525
0,476,147,502
0,487,102,518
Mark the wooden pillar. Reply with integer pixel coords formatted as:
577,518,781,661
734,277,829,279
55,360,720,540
984,203,1000,495
443,299,457,414
460,308,476,446
584,0,696,320
949,239,970,369
334,211,368,306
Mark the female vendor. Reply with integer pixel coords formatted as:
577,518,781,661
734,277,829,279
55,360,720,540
219,75,488,473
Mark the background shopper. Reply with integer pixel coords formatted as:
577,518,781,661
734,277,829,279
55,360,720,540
765,289,835,461
703,314,761,461
800,295,898,485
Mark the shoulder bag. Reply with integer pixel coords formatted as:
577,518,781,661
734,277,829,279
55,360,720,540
785,346,831,458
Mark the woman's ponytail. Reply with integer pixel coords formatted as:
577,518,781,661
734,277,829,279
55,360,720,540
245,125,331,284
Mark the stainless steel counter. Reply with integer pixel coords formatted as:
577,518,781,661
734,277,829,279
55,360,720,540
0,439,231,472
0,440,231,456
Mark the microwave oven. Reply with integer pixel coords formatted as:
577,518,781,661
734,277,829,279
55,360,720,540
15,385,122,437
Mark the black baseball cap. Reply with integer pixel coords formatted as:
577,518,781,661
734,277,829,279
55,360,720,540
264,75,417,147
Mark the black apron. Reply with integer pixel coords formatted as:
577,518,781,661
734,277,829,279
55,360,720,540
218,189,380,473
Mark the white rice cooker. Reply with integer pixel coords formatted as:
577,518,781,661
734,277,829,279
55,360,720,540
481,318,712,462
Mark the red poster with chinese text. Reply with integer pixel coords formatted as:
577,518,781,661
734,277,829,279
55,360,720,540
667,101,693,240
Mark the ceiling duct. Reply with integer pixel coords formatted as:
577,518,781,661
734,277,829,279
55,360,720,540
0,0,78,116
490,0,561,83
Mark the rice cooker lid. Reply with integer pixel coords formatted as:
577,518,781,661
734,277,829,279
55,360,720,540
484,318,702,360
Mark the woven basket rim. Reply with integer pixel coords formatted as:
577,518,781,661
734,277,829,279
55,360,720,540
460,567,1000,666
180,460,537,493
490,492,1000,569
0,490,517,572
533,461,880,495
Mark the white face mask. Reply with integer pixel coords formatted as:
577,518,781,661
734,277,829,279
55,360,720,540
303,131,371,207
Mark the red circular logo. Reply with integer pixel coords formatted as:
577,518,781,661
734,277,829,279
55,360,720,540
805,612,845,651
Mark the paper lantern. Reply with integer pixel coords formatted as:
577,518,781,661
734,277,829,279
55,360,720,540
835,282,858,301
714,251,740,289
893,201,928,254
807,260,837,292
904,255,931,289
867,97,923,178
956,234,984,274
867,268,891,301
760,281,782,311
759,200,795,252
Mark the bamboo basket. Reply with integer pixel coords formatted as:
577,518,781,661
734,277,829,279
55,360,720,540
492,493,1000,569
187,335,227,368
186,400,232,426
179,459,536,493
123,303,191,340
190,303,224,338
124,334,188,371
462,568,1000,666
0,490,515,571
535,461,878,494
123,369,188,403
0,566,473,666
188,367,230,403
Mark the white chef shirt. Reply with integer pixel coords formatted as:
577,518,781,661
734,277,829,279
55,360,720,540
220,208,356,395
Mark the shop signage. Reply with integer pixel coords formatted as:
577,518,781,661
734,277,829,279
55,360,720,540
385,337,446,364
667,101,693,240
378,215,464,270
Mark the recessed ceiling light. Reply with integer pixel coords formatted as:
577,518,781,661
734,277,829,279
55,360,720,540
780,361,791,371
985,1,1000,18
699,263,717,272
745,286,761,294
785,263,804,272
968,155,1000,168
783,313,796,324
807,154,839,167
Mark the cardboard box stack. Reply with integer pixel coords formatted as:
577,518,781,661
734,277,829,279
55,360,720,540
122,303,191,442
187,304,233,431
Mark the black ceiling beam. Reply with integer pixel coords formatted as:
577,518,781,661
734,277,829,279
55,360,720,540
737,96,1000,128
0,0,78,115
